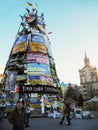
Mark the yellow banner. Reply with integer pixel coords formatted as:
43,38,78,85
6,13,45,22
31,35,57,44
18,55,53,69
28,80,53,85
30,104,41,108
28,80,45,85
29,42,47,54
12,42,27,54
5,107,15,113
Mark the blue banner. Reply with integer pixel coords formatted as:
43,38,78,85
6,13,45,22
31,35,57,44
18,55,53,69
31,35,46,44
15,34,28,45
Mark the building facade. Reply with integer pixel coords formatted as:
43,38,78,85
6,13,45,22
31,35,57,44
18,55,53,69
79,53,98,100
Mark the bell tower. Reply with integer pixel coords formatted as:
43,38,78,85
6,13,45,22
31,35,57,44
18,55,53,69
84,52,90,67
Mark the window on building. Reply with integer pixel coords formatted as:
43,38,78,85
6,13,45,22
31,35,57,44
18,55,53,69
91,72,96,81
83,86,86,88
83,90,87,92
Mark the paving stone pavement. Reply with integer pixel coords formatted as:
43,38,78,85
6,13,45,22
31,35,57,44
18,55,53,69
0,117,98,130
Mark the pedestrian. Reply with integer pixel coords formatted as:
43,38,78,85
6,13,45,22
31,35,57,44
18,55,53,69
25,102,31,127
8,98,27,130
65,103,71,125
0,100,6,122
0,104,3,122
59,103,71,125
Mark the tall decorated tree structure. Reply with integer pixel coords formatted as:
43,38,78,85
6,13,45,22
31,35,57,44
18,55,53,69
2,4,60,95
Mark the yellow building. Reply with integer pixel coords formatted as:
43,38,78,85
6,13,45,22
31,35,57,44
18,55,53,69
79,53,98,100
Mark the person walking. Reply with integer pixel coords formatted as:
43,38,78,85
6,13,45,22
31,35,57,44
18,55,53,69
8,98,27,130
0,103,3,122
0,100,6,122
25,102,31,127
65,103,71,125
59,103,71,125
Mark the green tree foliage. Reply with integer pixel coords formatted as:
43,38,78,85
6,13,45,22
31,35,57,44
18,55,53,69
64,84,83,107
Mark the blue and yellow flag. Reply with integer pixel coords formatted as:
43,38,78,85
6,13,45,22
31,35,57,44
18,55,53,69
27,2,32,6
60,82,67,92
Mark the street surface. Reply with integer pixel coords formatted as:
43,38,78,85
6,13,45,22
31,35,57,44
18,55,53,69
0,117,98,130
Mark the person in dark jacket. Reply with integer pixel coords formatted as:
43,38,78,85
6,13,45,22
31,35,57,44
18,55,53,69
8,99,27,130
59,103,71,125
25,102,31,127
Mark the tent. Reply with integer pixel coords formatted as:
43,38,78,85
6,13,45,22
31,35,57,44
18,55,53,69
88,96,98,103
87,96,98,110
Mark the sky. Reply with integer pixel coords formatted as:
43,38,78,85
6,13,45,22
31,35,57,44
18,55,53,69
1,0,98,85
